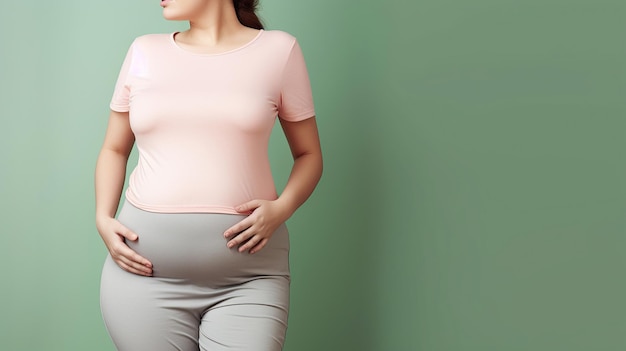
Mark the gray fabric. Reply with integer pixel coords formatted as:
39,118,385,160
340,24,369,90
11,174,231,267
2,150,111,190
100,200,290,351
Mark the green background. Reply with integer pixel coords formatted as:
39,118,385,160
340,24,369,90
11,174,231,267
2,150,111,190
1,0,624,350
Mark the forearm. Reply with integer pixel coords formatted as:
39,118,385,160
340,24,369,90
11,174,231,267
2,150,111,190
275,151,323,219
95,149,129,223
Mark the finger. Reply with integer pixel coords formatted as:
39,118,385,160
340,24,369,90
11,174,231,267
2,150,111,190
238,234,263,253
115,247,153,273
227,227,255,249
234,200,261,213
129,251,153,270
249,238,269,254
112,243,153,268
116,259,152,276
113,252,149,275
224,218,254,239
118,255,153,276
117,224,138,241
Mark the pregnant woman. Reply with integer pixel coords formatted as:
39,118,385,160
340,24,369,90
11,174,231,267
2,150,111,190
94,0,322,350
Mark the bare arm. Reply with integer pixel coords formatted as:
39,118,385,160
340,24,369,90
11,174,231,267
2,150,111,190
94,110,152,276
274,116,323,217
95,110,135,220
224,116,323,253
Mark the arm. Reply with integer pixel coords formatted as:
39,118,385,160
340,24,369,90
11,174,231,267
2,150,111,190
273,116,323,217
224,116,323,253
95,110,153,276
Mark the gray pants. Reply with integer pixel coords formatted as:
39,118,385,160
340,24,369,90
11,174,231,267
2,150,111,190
100,200,290,351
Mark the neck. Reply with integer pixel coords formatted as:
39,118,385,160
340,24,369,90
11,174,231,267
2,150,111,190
187,1,244,45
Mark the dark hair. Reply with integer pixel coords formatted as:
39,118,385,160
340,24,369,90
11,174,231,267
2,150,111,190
233,0,264,30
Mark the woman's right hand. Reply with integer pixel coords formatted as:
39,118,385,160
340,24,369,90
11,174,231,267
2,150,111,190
96,216,153,276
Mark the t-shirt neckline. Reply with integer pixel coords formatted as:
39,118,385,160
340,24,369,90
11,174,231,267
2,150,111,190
169,29,264,57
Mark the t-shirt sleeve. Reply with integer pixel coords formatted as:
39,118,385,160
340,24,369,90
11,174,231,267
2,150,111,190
109,40,136,112
277,39,316,122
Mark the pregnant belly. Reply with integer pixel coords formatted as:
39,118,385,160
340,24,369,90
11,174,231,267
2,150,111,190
117,200,289,286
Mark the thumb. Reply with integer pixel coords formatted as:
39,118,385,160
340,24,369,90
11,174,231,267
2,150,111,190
117,224,139,241
235,200,261,213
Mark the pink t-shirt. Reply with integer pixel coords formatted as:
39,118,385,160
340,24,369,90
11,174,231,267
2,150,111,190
109,30,315,214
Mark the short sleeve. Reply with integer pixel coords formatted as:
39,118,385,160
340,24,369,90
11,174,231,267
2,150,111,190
109,40,136,112
277,40,315,121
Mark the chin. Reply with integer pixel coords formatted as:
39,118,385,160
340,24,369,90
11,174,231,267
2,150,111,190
162,10,190,21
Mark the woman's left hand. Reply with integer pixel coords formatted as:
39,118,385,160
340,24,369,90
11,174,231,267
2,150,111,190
224,199,292,254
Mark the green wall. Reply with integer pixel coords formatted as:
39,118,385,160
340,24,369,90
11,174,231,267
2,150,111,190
1,1,624,350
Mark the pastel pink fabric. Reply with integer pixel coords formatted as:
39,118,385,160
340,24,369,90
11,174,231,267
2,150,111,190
110,30,315,214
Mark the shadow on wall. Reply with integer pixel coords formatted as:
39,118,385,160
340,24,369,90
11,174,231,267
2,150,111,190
284,41,386,351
